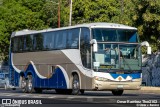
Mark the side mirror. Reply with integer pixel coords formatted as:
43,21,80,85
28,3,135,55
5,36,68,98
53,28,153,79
90,39,98,52
147,46,151,54
140,41,152,55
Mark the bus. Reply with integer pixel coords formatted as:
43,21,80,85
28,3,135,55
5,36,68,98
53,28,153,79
9,23,151,95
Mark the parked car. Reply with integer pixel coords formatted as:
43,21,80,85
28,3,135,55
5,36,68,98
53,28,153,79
0,73,9,89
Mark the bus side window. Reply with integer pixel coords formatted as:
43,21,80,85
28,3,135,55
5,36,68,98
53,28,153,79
24,35,34,51
67,31,72,48
67,28,79,49
34,34,44,51
55,30,67,49
13,38,18,52
11,38,14,52
43,32,52,50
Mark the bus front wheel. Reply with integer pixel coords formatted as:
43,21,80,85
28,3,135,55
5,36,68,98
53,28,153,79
72,74,80,95
112,90,124,96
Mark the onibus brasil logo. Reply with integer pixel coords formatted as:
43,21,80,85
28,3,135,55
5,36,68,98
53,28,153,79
1,99,42,107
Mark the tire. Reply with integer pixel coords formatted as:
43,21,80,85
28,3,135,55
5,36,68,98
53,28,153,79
112,90,124,96
72,74,80,95
20,76,27,93
27,75,35,93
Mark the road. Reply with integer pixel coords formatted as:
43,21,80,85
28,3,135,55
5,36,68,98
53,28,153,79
0,88,160,107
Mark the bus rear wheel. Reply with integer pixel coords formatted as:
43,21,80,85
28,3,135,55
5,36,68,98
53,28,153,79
72,74,80,95
20,76,27,93
112,90,123,96
27,75,35,93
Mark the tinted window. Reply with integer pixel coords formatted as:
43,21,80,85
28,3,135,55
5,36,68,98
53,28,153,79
13,37,19,52
34,34,44,50
12,37,23,52
60,30,67,49
43,32,52,50
92,28,138,42
54,31,67,49
24,35,33,51
55,31,65,49
80,28,91,68
67,29,79,49
19,36,24,52
118,30,137,42
11,28,80,53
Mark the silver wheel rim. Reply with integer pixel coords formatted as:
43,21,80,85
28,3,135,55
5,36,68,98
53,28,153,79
73,80,79,90
21,79,26,89
28,79,32,91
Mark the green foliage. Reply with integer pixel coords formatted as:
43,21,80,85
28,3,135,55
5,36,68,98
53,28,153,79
132,0,160,53
72,0,121,24
0,0,160,60
0,0,48,60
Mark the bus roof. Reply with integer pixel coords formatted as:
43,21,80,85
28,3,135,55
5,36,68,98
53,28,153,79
11,23,137,38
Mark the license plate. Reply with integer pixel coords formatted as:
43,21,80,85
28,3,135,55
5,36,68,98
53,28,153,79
117,85,123,88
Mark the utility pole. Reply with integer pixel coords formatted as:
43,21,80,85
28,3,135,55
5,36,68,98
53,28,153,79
58,0,60,28
69,0,72,26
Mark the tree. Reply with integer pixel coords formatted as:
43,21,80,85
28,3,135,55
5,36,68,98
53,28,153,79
42,0,70,28
132,0,160,52
72,0,136,26
0,0,48,60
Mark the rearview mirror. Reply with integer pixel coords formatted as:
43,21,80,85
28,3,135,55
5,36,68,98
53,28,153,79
140,41,152,55
90,39,98,52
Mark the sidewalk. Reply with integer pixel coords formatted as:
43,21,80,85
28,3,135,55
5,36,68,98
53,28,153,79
124,86,160,94
141,86,160,91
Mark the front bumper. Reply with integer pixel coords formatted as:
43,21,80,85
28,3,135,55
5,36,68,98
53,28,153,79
93,78,141,90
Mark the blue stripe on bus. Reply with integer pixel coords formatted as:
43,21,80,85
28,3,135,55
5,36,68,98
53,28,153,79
25,64,67,89
110,73,141,79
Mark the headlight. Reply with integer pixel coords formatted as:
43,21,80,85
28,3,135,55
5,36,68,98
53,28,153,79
94,76,108,81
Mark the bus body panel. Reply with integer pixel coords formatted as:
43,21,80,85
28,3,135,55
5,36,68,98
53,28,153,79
10,49,93,89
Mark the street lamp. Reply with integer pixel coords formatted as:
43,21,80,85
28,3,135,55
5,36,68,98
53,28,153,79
69,0,72,26
58,0,60,28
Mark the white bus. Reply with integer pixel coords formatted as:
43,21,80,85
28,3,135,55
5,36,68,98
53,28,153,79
9,23,151,95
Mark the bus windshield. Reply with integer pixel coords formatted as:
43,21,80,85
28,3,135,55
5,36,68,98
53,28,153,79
92,28,141,71
92,28,138,42
93,44,141,70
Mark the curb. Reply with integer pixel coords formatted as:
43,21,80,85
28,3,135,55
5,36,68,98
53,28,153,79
140,86,160,91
